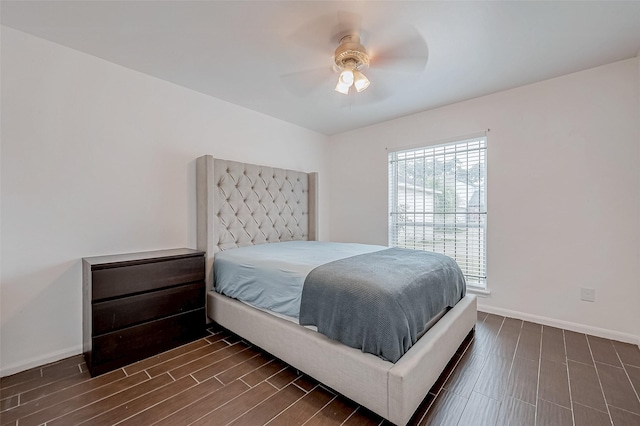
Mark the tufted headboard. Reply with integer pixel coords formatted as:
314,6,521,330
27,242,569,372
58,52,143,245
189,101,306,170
196,156,318,289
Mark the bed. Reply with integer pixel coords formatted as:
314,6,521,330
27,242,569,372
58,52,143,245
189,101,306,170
196,155,477,426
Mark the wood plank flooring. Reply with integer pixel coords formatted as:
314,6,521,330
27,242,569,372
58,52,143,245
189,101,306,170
2,312,640,425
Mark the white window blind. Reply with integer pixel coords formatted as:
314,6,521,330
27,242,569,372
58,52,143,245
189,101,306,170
388,136,487,288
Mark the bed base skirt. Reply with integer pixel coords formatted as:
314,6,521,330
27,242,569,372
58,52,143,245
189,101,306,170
207,292,477,426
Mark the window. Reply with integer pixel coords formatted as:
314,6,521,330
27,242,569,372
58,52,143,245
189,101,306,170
388,136,487,288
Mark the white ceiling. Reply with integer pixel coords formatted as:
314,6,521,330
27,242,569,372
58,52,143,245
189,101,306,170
3,1,640,135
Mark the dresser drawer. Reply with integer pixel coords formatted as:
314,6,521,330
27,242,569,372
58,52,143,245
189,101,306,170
92,256,204,301
83,249,206,376
92,282,205,335
90,308,205,373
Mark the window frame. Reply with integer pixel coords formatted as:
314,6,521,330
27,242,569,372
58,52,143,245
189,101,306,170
388,134,488,289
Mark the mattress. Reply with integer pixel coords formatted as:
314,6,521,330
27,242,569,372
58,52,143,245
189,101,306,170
214,240,466,362
213,240,386,318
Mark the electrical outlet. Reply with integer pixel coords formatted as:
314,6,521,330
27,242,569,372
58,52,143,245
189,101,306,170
580,288,595,302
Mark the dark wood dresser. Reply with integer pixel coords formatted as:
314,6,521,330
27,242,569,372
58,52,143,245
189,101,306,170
82,248,206,376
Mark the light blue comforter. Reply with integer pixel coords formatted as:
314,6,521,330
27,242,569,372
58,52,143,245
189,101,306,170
213,241,386,318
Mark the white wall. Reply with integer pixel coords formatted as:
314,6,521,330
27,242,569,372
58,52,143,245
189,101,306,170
329,58,640,344
0,26,330,375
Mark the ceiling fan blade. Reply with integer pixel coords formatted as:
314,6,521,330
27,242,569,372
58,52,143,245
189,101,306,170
358,71,394,103
286,13,339,55
335,10,362,39
280,67,334,97
287,7,368,54
370,29,429,73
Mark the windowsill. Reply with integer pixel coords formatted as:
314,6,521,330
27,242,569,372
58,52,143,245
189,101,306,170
466,286,491,297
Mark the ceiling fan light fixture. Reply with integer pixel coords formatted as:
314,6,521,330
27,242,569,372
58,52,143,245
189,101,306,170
335,81,350,95
333,34,370,95
353,70,370,92
338,68,355,86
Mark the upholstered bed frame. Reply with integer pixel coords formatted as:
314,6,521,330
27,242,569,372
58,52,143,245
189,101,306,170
196,155,476,426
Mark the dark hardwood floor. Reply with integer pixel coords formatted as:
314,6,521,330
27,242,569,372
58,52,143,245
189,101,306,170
2,312,640,425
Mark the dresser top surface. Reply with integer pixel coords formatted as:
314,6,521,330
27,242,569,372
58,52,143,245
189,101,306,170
83,248,204,269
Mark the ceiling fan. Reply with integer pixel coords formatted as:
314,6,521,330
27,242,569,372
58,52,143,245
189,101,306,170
333,34,371,95
283,10,429,100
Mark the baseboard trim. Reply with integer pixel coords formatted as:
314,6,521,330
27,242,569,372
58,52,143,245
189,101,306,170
3,306,639,376
0,345,83,377
478,303,640,348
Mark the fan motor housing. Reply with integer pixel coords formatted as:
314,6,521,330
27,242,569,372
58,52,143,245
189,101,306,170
334,34,370,69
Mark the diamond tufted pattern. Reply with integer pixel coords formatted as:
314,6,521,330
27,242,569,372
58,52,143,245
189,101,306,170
213,159,309,253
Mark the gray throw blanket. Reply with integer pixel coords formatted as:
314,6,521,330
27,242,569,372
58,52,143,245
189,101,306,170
299,248,466,363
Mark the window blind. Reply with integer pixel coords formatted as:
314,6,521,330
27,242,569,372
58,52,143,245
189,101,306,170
388,136,487,288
